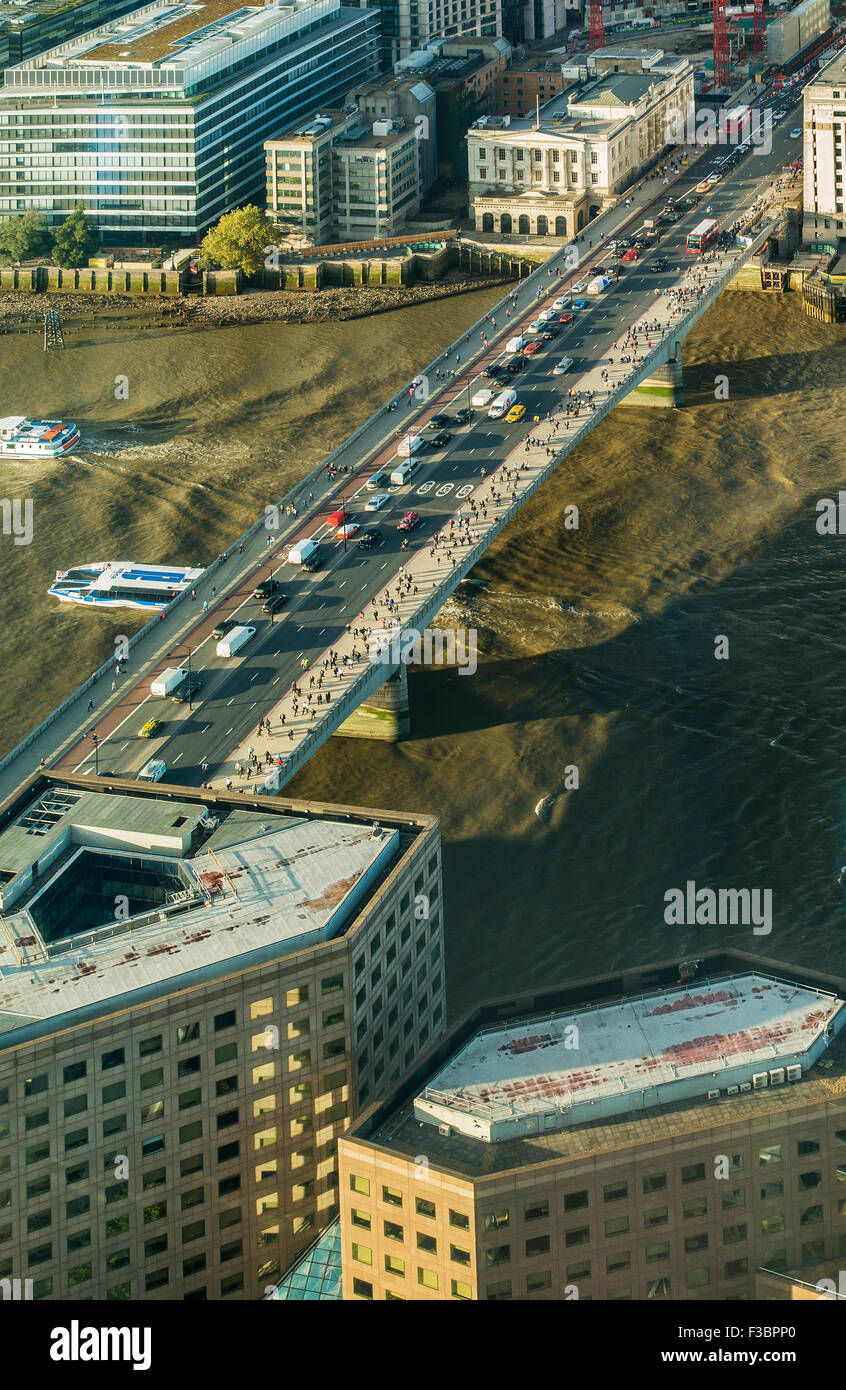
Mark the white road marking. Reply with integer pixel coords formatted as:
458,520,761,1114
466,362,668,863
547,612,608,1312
225,727,234,736
171,752,183,764
272,677,280,685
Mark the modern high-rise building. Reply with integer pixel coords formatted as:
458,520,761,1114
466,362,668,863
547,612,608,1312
803,48,846,247
0,0,146,75
338,952,846,1301
367,0,504,65
0,0,380,243
0,772,444,1300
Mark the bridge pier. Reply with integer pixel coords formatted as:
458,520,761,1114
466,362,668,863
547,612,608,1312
619,342,684,408
334,665,410,741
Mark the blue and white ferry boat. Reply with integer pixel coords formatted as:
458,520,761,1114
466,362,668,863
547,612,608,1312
49,562,205,611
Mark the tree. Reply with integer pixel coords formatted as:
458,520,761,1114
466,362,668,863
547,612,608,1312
0,210,50,264
51,203,98,269
200,205,277,276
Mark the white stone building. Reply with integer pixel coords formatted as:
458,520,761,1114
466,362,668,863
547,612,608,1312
802,49,846,246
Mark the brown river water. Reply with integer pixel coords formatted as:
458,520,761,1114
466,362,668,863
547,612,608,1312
1,288,845,1016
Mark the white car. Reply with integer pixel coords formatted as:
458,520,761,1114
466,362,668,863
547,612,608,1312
537,308,557,323
528,318,545,333
552,356,575,375
571,279,588,293
365,492,390,511
552,296,571,311
790,127,802,138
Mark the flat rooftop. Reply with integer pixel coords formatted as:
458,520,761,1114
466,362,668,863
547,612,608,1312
414,974,843,1141
349,960,846,1176
0,777,419,1048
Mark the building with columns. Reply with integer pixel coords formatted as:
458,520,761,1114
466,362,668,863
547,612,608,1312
467,53,693,239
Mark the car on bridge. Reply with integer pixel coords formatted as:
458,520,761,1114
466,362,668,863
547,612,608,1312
571,298,589,310
173,676,203,702
522,339,543,355
790,127,802,138
503,356,524,374
484,363,510,381
552,356,575,375
505,403,526,422
262,592,288,615
365,492,390,511
366,470,390,490
211,617,238,641
552,296,571,312
454,407,474,424
253,577,280,600
429,430,454,448
538,324,561,339
326,509,349,528
336,522,360,540
358,527,383,550
426,413,455,428
621,249,639,262
571,278,588,293
397,510,421,532
139,718,163,739
537,309,557,323
558,311,574,324
650,257,670,272
528,318,546,333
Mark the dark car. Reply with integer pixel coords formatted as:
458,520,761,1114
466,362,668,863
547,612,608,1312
454,407,474,424
616,237,632,249
426,413,454,429
429,430,453,448
262,591,288,614
172,676,203,704
538,323,561,340
607,263,624,276
484,366,510,384
358,527,383,550
253,577,280,600
503,355,524,374
211,617,238,641
650,257,670,272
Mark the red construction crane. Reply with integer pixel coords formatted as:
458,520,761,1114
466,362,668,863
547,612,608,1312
712,0,730,90
589,0,605,53
753,0,766,56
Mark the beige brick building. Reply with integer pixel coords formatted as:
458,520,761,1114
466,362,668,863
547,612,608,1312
0,772,444,1300
339,952,846,1301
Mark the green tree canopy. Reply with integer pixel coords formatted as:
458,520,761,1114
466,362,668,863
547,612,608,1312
200,205,277,276
0,210,50,264
51,203,99,269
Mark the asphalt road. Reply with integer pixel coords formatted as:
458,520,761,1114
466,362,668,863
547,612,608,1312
71,101,804,785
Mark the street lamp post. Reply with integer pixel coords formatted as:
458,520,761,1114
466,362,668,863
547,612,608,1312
91,732,100,776
174,644,193,708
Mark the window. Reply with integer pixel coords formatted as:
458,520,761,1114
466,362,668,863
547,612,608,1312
565,1227,590,1247
417,1232,437,1254
484,1210,509,1231
526,1235,550,1257
350,1175,370,1196
416,1198,436,1220
351,1209,371,1230
564,1191,588,1212
797,1139,820,1156
761,1180,784,1201
681,1163,705,1184
723,1224,747,1244
63,1062,87,1084
140,1069,163,1093
101,1049,125,1071
683,1196,707,1219
799,1171,822,1190
140,1036,162,1058
524,1200,549,1222
604,1216,629,1238
383,1220,403,1242
352,1242,372,1266
486,1279,511,1300
801,1204,824,1226
724,1257,748,1279
759,1144,782,1165
684,1232,708,1254
25,1075,48,1097
604,1180,628,1203
644,1208,668,1229
450,1209,470,1230
606,1251,630,1273
645,1243,670,1264
177,1024,200,1044
352,1278,373,1299
214,1011,236,1032
642,1173,667,1194
685,1267,710,1290
417,1267,438,1290
721,1188,745,1209
452,1278,472,1299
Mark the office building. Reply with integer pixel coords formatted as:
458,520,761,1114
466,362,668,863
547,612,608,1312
0,0,380,243
347,73,437,189
0,772,444,1300
468,53,692,237
370,0,503,65
498,57,570,119
767,0,830,69
802,49,846,246
266,110,421,243
0,0,144,74
339,952,846,1301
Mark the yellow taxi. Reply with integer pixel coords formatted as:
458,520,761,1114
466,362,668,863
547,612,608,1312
139,718,163,739
505,403,526,422
695,179,714,194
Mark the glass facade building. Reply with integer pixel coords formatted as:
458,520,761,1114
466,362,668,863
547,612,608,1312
0,0,380,242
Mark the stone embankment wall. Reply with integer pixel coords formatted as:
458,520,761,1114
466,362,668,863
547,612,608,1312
0,265,181,295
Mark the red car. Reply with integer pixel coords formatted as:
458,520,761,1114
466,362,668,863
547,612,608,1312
326,508,349,527
622,248,639,262
559,312,574,324
397,510,421,532
522,340,542,356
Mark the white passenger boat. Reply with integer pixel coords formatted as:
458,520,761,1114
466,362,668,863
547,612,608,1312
0,416,80,457
48,562,205,611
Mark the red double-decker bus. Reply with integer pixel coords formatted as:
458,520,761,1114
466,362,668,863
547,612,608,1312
686,218,720,253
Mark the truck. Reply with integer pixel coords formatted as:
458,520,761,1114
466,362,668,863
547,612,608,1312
137,758,167,783
587,275,610,294
723,104,751,142
215,624,256,658
150,666,187,698
288,537,320,566
396,433,426,457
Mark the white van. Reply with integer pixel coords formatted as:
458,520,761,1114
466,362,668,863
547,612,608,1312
150,666,187,698
396,433,426,458
288,537,320,566
389,459,420,486
587,275,610,295
216,624,256,658
471,387,494,409
137,758,167,783
506,335,528,353
488,388,518,420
